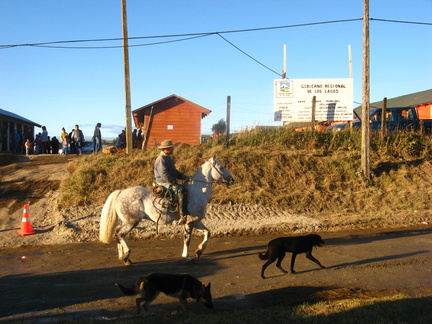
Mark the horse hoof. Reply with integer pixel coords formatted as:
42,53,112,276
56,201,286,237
124,259,133,266
196,250,202,258
182,256,194,262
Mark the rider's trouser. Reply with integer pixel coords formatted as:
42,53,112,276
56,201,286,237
178,188,190,216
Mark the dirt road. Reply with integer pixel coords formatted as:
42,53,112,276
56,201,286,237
0,226,431,322
0,154,431,322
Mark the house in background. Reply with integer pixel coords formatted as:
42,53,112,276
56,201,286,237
354,88,432,118
0,108,41,152
291,88,432,131
132,94,211,148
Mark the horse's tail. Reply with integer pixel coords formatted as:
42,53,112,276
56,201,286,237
99,190,122,243
258,249,269,260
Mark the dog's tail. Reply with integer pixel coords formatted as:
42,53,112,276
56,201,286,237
258,250,269,260
115,283,136,296
115,276,147,296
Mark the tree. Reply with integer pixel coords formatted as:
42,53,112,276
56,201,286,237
211,119,226,135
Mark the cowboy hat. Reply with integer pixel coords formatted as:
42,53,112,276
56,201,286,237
157,139,178,149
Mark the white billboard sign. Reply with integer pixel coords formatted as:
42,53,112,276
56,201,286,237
274,78,353,122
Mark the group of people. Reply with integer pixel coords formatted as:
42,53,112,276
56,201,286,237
20,123,103,156
2,126,34,154
115,128,143,149
59,123,102,155
59,125,84,155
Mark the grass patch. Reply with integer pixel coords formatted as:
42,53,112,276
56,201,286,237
93,294,432,323
59,128,432,227
290,294,432,323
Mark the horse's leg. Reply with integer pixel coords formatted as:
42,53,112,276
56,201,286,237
182,224,193,259
115,220,139,265
194,221,210,258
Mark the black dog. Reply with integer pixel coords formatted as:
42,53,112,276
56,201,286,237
258,234,325,279
116,273,213,314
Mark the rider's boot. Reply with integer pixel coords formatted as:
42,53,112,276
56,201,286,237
178,190,199,225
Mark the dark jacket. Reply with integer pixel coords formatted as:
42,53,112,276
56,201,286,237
154,152,187,185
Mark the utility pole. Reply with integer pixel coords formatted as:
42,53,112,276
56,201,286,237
361,0,370,179
225,96,231,141
282,44,287,79
121,0,133,154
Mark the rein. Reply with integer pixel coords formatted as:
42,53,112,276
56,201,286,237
186,159,232,185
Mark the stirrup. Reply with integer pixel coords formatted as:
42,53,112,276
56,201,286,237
178,215,199,225
178,215,187,225
185,215,199,224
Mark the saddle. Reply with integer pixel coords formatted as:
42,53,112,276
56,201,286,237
152,185,179,210
152,185,199,225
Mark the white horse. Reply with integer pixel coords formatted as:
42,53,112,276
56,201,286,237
99,155,234,265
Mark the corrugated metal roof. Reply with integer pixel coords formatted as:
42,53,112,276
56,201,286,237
0,108,42,127
365,88,432,109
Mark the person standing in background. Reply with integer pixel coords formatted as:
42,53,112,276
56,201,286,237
40,126,49,154
24,138,32,156
71,125,84,155
69,129,75,154
35,133,42,154
119,129,126,148
51,136,60,154
23,127,33,154
93,123,102,152
132,129,137,149
60,128,69,155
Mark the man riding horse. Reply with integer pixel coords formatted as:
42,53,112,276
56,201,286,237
154,139,198,225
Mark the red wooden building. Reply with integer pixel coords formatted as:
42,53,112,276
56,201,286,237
132,94,211,147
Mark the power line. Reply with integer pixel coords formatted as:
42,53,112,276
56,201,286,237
1,17,430,50
0,18,366,49
216,34,280,76
1,17,429,78
24,34,213,49
370,18,432,26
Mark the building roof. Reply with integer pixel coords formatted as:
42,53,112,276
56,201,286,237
0,108,42,127
133,94,211,118
364,89,432,109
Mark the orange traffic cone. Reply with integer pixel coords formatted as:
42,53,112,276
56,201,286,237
18,204,36,236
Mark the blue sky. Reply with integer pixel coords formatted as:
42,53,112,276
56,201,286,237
1,0,431,140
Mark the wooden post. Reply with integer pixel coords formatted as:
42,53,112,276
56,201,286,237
361,0,371,179
282,44,287,79
121,0,133,154
380,97,387,139
311,96,316,132
142,106,154,151
225,96,231,141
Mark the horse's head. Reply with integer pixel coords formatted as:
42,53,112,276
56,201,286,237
208,155,234,186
